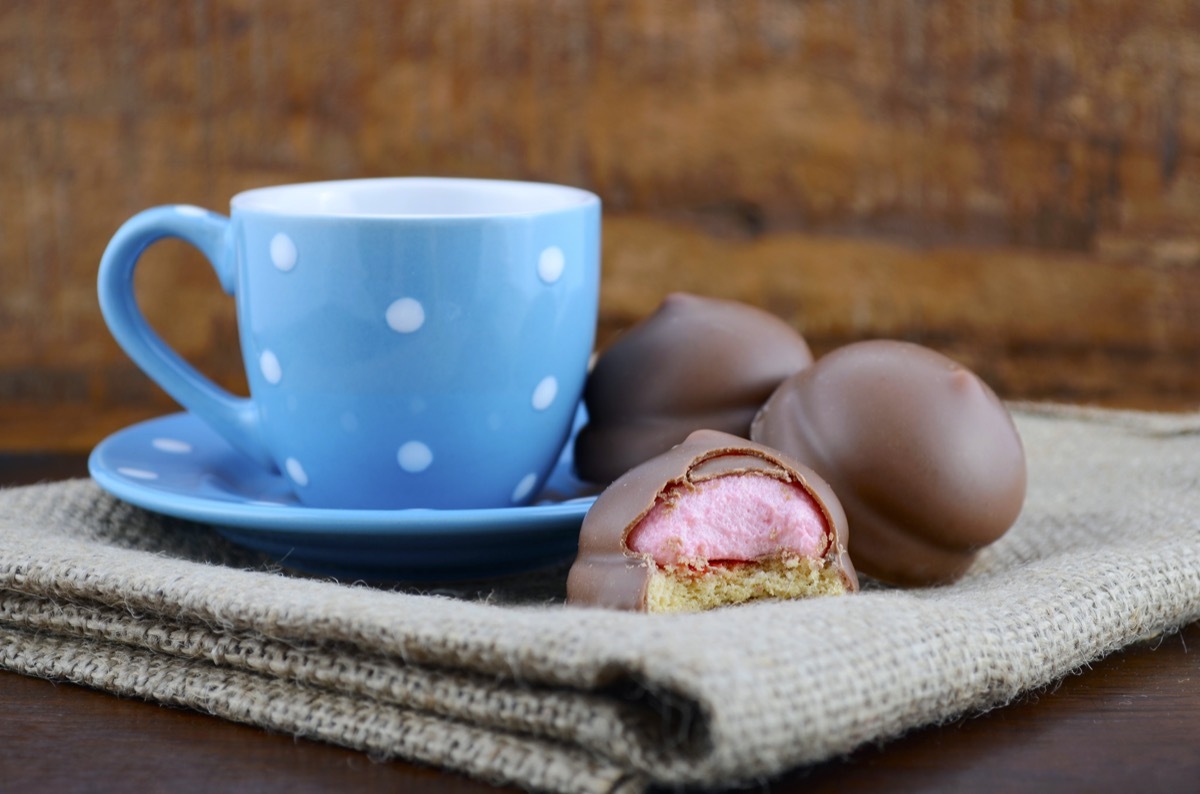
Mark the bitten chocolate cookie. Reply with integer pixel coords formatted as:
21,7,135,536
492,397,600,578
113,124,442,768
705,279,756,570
574,293,813,484
567,429,858,613
751,340,1026,587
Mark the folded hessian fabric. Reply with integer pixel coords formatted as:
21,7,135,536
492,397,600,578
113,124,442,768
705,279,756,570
2,405,1199,793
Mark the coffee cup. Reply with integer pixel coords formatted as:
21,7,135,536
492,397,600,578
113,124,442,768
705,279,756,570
98,177,600,510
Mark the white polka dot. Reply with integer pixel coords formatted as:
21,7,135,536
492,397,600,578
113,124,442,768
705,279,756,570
285,457,308,486
397,441,433,473
117,467,158,480
531,376,558,410
512,473,538,503
175,205,207,217
340,412,359,433
152,438,193,454
259,350,282,384
386,298,425,333
270,232,298,272
538,246,565,283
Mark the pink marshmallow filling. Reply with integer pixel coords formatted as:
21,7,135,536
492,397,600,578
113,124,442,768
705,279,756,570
626,474,829,568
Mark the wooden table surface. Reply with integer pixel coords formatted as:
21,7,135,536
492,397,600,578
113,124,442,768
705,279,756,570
1,452,1198,793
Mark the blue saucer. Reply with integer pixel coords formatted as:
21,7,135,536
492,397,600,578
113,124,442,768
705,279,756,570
88,412,599,581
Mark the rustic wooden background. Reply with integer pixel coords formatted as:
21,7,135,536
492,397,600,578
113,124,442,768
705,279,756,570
2,0,1199,450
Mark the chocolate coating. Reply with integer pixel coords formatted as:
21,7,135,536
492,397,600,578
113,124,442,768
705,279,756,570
751,340,1026,587
566,429,858,611
574,293,813,484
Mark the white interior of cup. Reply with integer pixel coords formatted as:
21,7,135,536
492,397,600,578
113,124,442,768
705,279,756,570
231,177,597,218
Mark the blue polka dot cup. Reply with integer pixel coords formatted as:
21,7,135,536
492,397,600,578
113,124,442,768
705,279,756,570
98,177,601,510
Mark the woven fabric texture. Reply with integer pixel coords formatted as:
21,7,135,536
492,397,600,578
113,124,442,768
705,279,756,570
2,405,1199,792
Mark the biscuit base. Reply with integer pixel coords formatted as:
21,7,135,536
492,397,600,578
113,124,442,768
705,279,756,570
644,555,850,614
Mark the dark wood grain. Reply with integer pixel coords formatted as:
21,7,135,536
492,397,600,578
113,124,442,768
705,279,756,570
791,623,1200,792
3,0,1200,447
1,453,1198,793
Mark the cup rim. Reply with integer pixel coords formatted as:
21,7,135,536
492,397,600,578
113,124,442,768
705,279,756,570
230,176,600,219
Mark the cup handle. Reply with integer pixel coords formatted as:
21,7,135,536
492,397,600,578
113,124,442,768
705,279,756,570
97,205,273,470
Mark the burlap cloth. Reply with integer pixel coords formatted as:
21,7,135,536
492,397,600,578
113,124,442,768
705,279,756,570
2,405,1199,792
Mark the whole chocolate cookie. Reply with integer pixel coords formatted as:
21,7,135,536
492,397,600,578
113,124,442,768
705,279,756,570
751,340,1026,587
574,293,813,484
